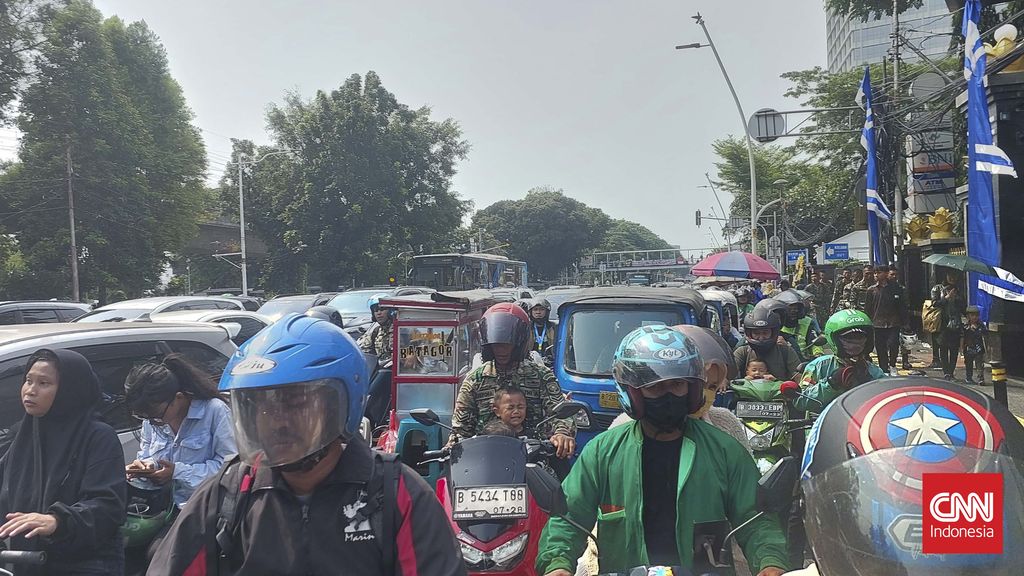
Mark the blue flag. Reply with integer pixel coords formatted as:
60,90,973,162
856,67,892,266
963,0,1017,322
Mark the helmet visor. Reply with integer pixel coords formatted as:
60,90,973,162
804,447,1024,576
230,379,347,467
836,328,871,358
480,312,527,346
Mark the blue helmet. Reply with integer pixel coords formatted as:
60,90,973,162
219,313,368,467
368,293,395,318
612,324,706,419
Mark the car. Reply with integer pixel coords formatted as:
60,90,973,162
75,296,243,323
148,310,271,346
0,322,237,464
0,301,92,324
218,295,264,312
255,293,338,323
325,286,435,333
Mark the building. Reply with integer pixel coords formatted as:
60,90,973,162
826,0,952,73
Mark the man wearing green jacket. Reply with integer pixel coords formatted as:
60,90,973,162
793,309,885,413
537,325,787,576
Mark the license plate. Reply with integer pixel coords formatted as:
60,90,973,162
453,485,528,520
599,391,621,409
735,401,786,419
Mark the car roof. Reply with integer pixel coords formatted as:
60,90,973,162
149,310,270,323
267,294,318,302
93,296,232,311
0,322,236,354
0,301,90,309
699,289,738,306
555,287,706,314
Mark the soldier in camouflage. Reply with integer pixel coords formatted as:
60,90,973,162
450,303,576,458
357,293,393,361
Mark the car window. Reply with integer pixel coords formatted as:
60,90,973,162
162,302,190,313
0,311,18,325
213,300,240,310
57,308,87,322
562,308,685,376
20,309,60,324
168,340,230,378
215,317,267,345
185,300,224,311
73,342,165,433
0,357,26,447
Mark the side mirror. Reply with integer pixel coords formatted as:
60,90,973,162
525,463,568,516
813,335,827,347
410,408,440,427
756,456,799,514
779,381,800,402
552,399,591,420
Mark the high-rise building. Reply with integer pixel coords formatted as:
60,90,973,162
826,0,953,73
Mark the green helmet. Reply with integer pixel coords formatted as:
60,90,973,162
122,480,175,548
824,309,874,359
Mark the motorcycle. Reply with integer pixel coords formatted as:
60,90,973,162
727,378,813,475
525,455,799,576
411,400,592,575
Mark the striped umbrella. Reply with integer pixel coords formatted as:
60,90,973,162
690,251,781,281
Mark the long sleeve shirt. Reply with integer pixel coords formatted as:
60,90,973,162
137,398,237,508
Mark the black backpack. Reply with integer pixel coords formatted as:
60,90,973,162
206,451,401,575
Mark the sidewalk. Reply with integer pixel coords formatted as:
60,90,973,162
895,339,1024,388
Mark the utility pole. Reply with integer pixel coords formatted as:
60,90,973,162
237,154,249,296
892,0,904,256
66,142,80,302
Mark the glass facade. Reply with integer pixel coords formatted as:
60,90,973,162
826,0,953,73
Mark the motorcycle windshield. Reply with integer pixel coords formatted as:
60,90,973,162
803,447,1024,576
449,435,526,488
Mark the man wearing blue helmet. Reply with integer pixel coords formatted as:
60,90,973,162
538,325,787,576
149,314,465,576
358,293,394,362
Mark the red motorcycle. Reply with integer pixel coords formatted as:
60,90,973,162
412,401,590,575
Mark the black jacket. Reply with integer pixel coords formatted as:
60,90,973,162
148,440,466,576
865,282,907,329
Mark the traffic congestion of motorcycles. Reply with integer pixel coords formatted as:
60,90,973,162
0,257,1018,576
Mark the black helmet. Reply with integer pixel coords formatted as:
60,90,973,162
742,304,780,354
774,289,806,325
479,303,531,362
304,306,344,329
752,297,788,327
801,377,1024,575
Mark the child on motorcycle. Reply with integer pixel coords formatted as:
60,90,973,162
491,386,527,437
746,359,776,381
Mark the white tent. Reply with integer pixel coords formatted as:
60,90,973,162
815,229,870,264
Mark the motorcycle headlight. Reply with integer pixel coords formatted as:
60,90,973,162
491,533,529,568
745,427,774,451
459,541,487,568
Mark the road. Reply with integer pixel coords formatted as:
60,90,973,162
901,342,1024,416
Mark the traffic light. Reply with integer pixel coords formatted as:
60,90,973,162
695,210,702,227
388,276,397,286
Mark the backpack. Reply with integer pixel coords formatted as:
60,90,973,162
206,451,401,575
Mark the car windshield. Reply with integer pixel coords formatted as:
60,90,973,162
75,308,149,322
256,297,314,321
562,307,685,376
327,291,383,316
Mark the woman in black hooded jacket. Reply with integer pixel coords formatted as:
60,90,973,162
0,348,127,575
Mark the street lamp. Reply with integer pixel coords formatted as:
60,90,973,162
678,13,759,257
237,149,295,296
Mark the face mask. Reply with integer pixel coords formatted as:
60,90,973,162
642,392,691,432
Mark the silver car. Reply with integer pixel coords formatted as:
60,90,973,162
0,323,237,464
75,296,244,323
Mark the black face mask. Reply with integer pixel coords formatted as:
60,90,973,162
641,392,691,432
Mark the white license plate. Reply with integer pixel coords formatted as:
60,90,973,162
452,485,529,520
735,401,786,419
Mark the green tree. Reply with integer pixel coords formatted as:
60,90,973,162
598,219,672,252
0,0,65,124
825,0,923,20
472,187,611,280
220,72,470,291
6,1,208,300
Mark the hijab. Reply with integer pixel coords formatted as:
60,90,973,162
0,348,102,516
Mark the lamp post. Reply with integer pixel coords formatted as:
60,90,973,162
237,149,295,296
678,13,759,257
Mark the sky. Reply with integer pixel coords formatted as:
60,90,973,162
11,0,828,252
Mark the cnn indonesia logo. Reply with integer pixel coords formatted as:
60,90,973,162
922,473,1003,554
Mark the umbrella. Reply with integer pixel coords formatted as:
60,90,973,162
922,253,996,276
693,275,748,286
691,251,781,281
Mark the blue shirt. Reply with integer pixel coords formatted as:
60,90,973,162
137,398,237,508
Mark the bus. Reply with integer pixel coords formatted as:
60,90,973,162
410,253,528,290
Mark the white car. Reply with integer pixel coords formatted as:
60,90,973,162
148,310,270,346
75,296,243,323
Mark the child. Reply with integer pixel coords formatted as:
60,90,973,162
962,305,988,385
746,359,776,381
491,386,527,436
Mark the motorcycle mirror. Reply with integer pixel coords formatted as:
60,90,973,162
813,335,827,347
756,456,799,514
410,408,440,427
779,381,801,401
552,399,591,420
525,463,568,516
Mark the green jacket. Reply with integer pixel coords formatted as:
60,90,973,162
536,419,788,575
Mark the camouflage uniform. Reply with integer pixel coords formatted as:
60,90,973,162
830,278,850,313
451,360,574,442
357,321,393,360
805,279,832,325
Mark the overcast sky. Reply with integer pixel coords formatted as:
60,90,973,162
51,1,827,251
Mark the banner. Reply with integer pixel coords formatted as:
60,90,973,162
856,67,892,265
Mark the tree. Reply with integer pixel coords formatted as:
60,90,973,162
4,1,209,300
220,72,471,291
825,0,924,20
472,188,611,280
598,219,672,252
0,0,64,124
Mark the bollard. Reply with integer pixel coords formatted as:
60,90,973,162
991,361,1008,408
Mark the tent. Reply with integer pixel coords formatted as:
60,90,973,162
815,229,870,264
